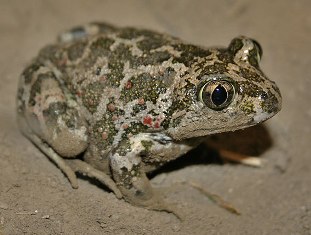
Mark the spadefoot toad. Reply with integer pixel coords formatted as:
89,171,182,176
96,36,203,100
17,22,281,213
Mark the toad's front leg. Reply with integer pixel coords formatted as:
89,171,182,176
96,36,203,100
108,134,196,216
109,150,174,214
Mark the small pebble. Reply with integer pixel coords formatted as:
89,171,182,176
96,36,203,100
172,224,180,232
0,202,8,210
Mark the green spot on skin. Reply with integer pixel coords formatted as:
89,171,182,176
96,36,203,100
90,37,114,52
141,140,153,153
120,73,167,104
116,139,132,156
240,100,255,114
82,82,105,113
93,116,118,150
123,123,148,137
107,61,124,87
173,43,212,67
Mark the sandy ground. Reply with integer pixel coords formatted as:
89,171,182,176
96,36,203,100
0,0,310,234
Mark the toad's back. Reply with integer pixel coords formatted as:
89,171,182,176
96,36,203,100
37,26,204,109
19,24,215,142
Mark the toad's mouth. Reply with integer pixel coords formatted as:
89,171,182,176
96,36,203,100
178,122,259,140
180,111,278,140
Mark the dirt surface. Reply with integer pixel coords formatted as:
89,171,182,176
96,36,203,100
0,0,310,234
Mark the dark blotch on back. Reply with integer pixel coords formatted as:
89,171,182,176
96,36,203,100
67,40,88,61
228,38,244,55
120,72,167,104
133,51,172,67
38,45,61,66
22,61,43,84
216,49,233,63
81,81,105,113
119,28,171,51
173,44,211,67
82,37,115,68
117,28,174,67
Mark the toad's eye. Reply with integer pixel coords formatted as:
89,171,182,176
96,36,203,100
198,78,235,110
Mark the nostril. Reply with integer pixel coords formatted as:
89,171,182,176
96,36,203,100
259,91,268,101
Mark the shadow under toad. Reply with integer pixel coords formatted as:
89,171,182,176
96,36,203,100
149,123,273,178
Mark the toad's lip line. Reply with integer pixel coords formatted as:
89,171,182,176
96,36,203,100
178,123,260,140
176,109,279,139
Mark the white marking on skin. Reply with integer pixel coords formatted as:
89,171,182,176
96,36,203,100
54,117,88,141
40,77,64,102
252,97,272,123
28,66,52,89
118,61,134,92
147,133,172,142
131,44,144,57
121,133,194,162
110,152,141,174
203,49,222,66
150,45,182,57
171,110,187,120
235,39,254,63
71,126,88,141
112,101,154,146
227,63,240,73
253,110,271,123
72,56,111,89
109,35,144,57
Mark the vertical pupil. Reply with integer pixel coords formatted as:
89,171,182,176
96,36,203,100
211,85,227,106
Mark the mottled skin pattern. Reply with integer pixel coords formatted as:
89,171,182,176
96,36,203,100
16,22,281,214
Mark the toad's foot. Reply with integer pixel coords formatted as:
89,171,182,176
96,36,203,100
109,152,182,219
116,171,182,219
24,132,79,188
65,159,122,199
